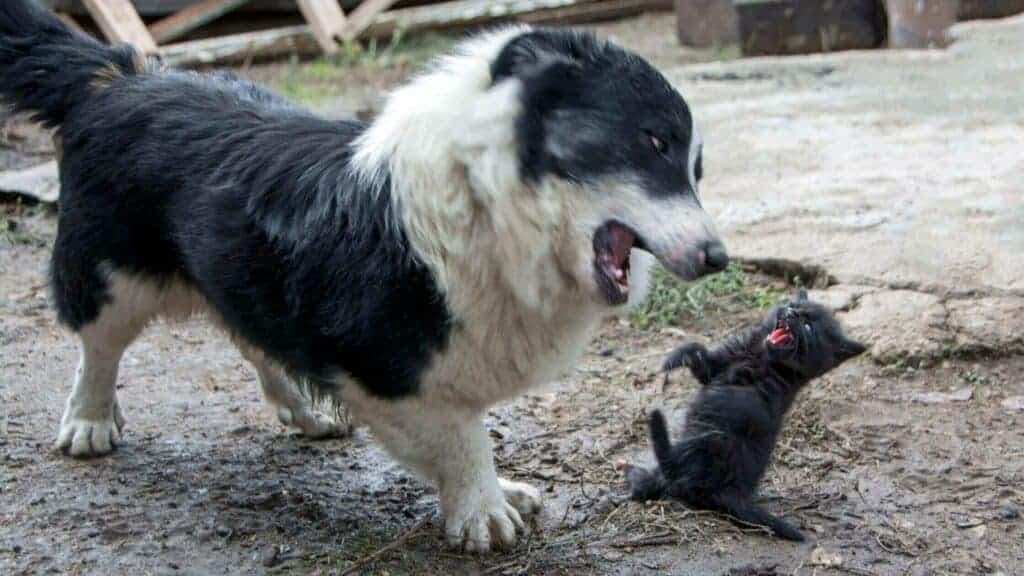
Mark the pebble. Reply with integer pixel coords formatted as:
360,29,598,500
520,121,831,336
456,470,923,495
260,545,280,568
999,505,1019,520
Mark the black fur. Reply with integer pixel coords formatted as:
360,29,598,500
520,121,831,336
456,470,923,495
0,0,141,128
0,1,451,398
625,291,867,541
491,30,703,201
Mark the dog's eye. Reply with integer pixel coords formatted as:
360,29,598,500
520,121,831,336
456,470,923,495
649,133,668,155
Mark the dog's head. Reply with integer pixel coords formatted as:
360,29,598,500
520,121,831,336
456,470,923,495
488,29,727,306
355,27,727,311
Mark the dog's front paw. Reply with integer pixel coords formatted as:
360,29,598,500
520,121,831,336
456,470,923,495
56,414,122,458
445,481,540,553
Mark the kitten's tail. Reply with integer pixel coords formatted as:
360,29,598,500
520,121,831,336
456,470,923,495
648,409,674,471
712,493,805,541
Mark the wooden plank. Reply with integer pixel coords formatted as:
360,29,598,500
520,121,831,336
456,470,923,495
362,0,669,36
159,25,320,66
56,11,86,34
81,0,158,53
150,0,254,44
44,0,361,16
161,0,671,67
295,0,347,54
340,0,401,41
519,0,671,25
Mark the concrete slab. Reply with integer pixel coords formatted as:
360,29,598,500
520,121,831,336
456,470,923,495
675,15,1024,292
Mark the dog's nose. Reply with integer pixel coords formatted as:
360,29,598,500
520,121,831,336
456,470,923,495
699,240,729,274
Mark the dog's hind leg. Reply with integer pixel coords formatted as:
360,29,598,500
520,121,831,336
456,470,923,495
55,276,150,457
243,352,349,439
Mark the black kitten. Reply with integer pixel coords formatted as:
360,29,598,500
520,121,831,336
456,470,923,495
624,290,866,541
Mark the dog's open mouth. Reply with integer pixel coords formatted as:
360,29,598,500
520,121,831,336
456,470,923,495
766,315,793,348
593,221,646,305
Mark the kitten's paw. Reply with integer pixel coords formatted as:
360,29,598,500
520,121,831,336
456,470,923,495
663,343,707,372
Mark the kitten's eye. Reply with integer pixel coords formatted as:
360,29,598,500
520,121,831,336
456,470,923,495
648,133,668,155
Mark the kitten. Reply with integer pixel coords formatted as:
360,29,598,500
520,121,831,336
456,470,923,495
623,290,866,541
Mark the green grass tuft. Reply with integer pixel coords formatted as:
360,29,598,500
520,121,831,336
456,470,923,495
632,263,787,330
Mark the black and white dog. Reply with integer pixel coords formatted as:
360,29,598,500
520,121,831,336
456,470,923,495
0,0,727,551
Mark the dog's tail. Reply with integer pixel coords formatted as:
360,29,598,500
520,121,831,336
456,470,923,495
0,0,145,129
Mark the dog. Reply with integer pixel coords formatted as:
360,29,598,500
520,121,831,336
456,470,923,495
0,0,727,552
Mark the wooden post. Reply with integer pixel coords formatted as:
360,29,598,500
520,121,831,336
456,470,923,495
81,0,158,53
149,0,254,45
340,0,400,42
295,0,347,54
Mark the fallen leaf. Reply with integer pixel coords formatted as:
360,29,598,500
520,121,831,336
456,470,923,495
1000,396,1024,412
912,387,973,404
955,518,984,529
809,546,843,567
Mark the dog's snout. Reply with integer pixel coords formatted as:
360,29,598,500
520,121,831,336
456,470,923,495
700,240,729,274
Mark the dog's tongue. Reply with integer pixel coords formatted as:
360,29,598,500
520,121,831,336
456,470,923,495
768,328,791,346
608,224,635,266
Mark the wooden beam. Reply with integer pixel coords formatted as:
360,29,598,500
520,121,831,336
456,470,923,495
159,24,320,66
149,0,254,44
55,11,86,34
81,0,158,53
518,0,671,25
340,0,400,42
295,0,347,54
362,0,668,37
160,0,671,67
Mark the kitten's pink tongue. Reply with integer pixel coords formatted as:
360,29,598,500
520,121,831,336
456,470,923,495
768,328,792,346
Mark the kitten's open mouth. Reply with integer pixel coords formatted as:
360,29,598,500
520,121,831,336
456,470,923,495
593,221,648,305
767,315,794,348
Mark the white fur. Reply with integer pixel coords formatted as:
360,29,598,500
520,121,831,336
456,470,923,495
688,115,703,195
242,349,351,439
338,385,541,552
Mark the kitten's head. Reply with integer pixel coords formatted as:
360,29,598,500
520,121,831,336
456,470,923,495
763,290,866,378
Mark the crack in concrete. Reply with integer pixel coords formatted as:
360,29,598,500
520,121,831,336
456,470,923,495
736,256,1024,365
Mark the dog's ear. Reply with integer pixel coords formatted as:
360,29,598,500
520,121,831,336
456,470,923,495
512,56,583,182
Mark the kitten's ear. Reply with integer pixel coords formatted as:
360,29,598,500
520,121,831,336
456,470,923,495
796,289,809,302
837,337,868,362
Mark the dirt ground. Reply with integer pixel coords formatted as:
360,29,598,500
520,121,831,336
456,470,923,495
2,10,1023,576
